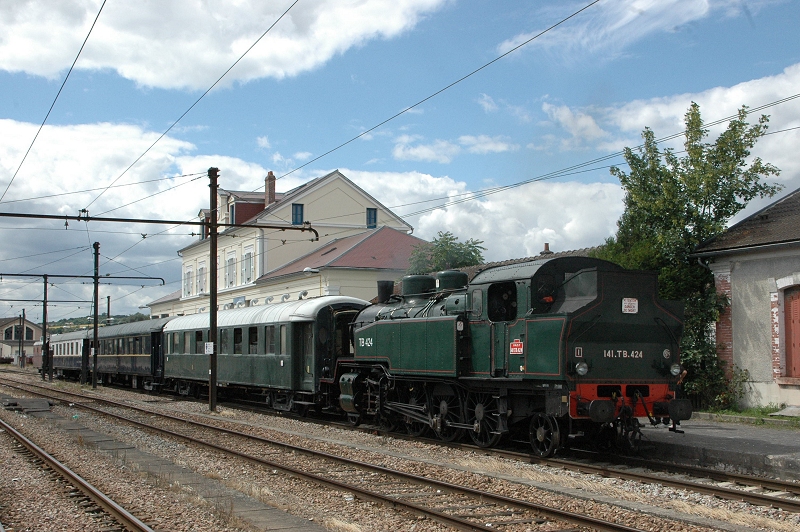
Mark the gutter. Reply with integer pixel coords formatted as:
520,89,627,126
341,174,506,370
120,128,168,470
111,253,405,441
691,238,800,259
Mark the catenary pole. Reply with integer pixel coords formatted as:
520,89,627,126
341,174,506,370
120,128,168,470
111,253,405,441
209,167,219,412
92,242,99,389
19,310,25,368
42,275,49,381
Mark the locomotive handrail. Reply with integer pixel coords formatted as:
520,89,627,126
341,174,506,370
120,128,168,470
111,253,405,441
567,313,602,342
653,316,681,350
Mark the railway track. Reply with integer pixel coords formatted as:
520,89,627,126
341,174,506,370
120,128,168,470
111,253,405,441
1,376,656,531
5,374,800,526
0,415,155,532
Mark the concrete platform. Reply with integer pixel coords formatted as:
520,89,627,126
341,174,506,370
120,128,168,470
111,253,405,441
638,414,800,481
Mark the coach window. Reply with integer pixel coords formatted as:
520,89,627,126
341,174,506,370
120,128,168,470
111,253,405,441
144,335,151,354
248,327,258,354
487,282,517,322
220,328,230,354
279,324,287,355
184,332,193,354
194,331,203,354
173,332,180,354
233,328,243,354
265,325,276,354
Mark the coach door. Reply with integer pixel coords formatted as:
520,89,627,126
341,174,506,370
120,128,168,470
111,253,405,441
294,322,315,391
151,331,163,378
787,287,800,377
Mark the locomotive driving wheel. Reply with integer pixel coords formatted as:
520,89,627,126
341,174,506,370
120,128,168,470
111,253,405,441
403,383,430,437
466,392,502,448
432,384,465,442
529,413,560,458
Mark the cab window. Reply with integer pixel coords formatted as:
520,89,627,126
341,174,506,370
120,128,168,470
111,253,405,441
487,282,517,322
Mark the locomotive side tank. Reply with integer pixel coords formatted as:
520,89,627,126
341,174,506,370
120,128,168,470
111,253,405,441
343,256,690,456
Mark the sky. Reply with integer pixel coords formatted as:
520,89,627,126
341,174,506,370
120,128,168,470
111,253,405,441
1,0,799,322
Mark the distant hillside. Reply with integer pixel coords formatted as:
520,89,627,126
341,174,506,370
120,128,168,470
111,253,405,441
48,312,150,335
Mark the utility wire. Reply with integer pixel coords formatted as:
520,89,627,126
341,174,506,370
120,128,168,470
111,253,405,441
0,172,205,206
0,0,107,203
275,0,602,180
84,0,300,210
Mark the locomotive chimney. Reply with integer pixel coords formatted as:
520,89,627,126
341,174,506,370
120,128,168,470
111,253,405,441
377,280,394,303
542,243,553,255
265,171,276,206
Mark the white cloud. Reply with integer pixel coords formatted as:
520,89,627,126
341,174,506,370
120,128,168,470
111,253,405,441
458,135,519,154
0,0,448,90
343,167,623,262
497,0,777,59
392,134,520,162
392,135,461,163
541,102,608,149
0,118,279,317
256,136,271,149
477,93,498,112
293,151,312,161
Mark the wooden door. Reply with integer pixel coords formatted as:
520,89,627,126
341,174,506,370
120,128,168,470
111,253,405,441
786,287,800,377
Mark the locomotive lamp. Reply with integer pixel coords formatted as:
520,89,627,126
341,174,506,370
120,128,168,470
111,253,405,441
575,362,589,376
670,363,682,376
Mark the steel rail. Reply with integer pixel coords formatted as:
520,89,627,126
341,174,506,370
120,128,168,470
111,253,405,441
0,377,643,532
4,374,800,515
0,416,155,532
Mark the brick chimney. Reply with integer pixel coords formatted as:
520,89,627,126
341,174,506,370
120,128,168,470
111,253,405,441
541,243,553,255
265,171,276,206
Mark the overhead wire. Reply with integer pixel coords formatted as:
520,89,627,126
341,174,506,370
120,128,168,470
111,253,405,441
0,172,206,207
0,0,108,204
84,0,300,210
273,0,603,181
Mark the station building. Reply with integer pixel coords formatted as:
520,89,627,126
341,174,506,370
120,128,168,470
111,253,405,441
147,169,425,317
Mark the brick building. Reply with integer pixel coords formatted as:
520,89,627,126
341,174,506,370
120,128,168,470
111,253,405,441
695,187,800,407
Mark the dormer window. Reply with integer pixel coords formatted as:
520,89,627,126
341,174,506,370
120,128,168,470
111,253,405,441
292,204,304,225
229,203,235,224
367,208,377,228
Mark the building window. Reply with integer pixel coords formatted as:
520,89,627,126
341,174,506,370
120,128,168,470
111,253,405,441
184,268,193,297
225,252,236,287
229,203,235,224
242,247,254,284
25,327,33,341
197,263,206,294
4,327,11,340
366,208,377,228
292,203,304,225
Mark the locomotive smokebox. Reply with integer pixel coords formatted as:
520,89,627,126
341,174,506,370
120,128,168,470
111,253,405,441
377,280,395,303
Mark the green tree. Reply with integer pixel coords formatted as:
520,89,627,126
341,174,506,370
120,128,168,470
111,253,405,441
594,102,781,408
408,231,485,274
